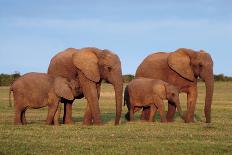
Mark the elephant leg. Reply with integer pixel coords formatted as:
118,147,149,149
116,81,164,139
83,83,101,125
155,100,166,123
79,72,101,125
14,105,23,125
186,87,198,123
149,104,156,122
63,102,74,124
54,103,61,125
166,101,176,122
47,102,59,125
159,108,167,123
129,105,134,121
15,110,22,125
125,112,130,121
153,106,158,122
83,104,93,125
141,106,150,121
22,109,27,125
97,83,101,99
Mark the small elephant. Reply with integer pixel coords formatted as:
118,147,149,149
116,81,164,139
9,72,79,125
124,78,184,122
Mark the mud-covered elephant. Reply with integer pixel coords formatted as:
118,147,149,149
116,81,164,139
124,78,184,122
47,47,123,125
136,48,214,123
9,72,79,125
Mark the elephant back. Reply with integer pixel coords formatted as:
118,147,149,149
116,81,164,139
47,48,78,79
135,52,169,80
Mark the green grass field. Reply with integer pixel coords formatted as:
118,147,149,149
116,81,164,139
0,82,232,155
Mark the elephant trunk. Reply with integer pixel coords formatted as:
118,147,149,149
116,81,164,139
203,73,214,123
112,71,123,125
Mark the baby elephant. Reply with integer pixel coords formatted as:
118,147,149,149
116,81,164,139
124,78,184,122
9,72,79,125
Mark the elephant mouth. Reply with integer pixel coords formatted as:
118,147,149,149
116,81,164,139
104,79,110,83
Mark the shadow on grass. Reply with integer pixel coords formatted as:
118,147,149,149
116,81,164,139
121,111,204,124
72,112,144,125
6,111,204,125
64,113,117,125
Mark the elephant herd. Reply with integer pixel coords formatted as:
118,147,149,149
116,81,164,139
9,47,214,125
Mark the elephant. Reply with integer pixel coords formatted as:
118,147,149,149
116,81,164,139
9,72,79,125
135,48,214,123
47,47,123,125
124,78,184,122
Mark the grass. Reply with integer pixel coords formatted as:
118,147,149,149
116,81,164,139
0,82,232,154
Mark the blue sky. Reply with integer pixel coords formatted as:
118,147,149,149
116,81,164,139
0,0,232,75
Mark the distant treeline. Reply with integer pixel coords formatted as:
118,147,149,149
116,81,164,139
0,73,232,86
214,74,232,81
0,72,21,86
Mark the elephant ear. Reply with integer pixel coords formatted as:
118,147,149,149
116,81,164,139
152,83,166,99
168,49,195,81
72,49,100,82
54,77,74,100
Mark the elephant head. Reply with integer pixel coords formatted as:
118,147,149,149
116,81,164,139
72,47,123,125
168,48,214,123
164,84,184,120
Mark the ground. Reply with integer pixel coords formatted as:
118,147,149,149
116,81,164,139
0,82,232,154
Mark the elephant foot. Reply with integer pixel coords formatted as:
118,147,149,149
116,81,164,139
166,118,174,122
184,117,195,123
83,120,93,125
185,119,195,123
93,123,103,126
161,118,167,123
64,119,74,125
83,120,102,126
184,115,195,123
22,120,27,125
53,121,60,126
83,116,93,125
14,122,23,125
141,116,150,121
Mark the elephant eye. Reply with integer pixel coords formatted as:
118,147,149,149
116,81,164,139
171,93,175,97
199,64,203,68
107,66,112,72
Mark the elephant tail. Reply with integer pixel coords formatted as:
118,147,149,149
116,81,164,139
124,85,129,107
9,85,13,107
124,85,131,121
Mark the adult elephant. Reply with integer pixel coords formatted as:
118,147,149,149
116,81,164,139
135,48,214,123
47,47,123,125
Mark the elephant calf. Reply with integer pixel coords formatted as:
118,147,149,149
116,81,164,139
124,78,184,122
9,72,79,125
